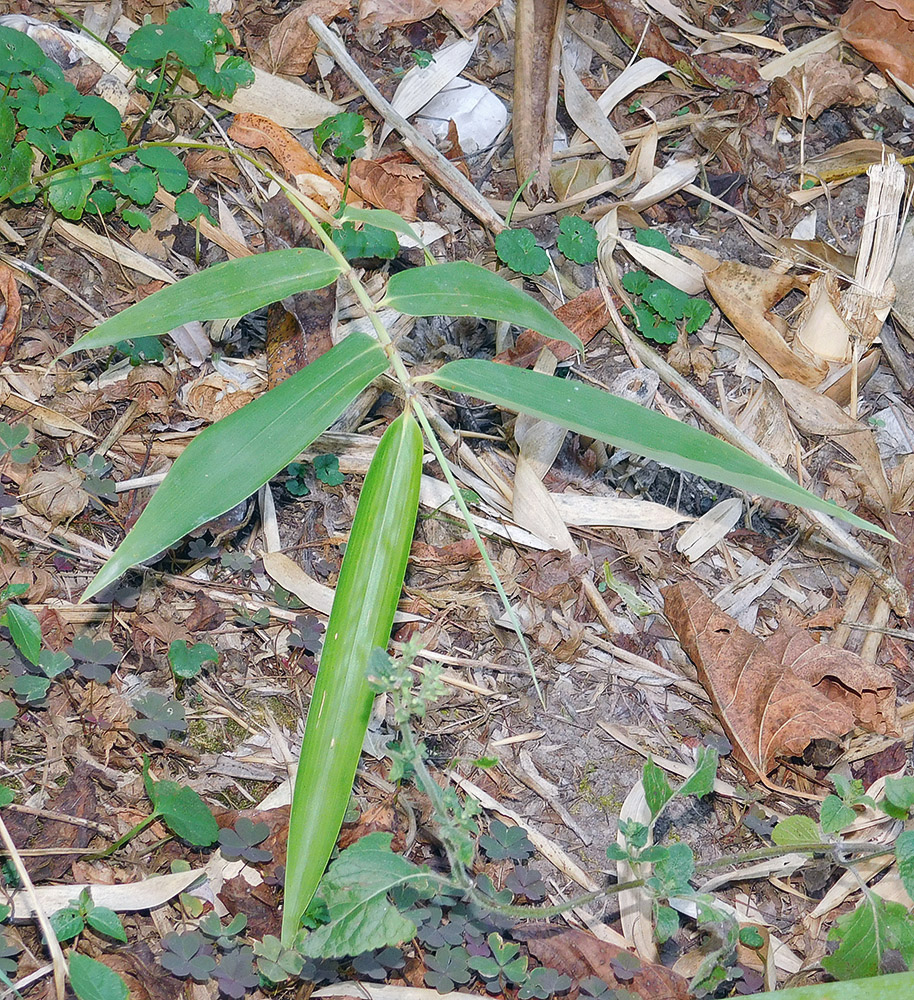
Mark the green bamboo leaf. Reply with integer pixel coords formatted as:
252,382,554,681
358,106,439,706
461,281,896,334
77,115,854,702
63,249,343,355
383,262,583,352
337,205,425,248
424,360,888,538
744,973,914,1000
81,333,388,601
282,410,423,945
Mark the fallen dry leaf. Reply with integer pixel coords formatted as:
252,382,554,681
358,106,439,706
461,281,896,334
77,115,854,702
358,0,500,31
349,155,425,219
704,261,828,387
253,0,349,76
663,581,857,782
515,924,691,1000
769,52,873,121
494,286,609,367
765,626,899,737
841,0,914,88
21,468,89,524
227,113,356,212
0,264,23,363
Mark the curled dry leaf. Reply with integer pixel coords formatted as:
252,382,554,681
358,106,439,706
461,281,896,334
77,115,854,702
348,156,425,220
0,264,23,363
126,365,176,415
494,286,609,367
226,113,357,212
769,52,873,121
841,0,914,88
357,0,500,32
183,374,256,422
704,260,828,387
21,469,89,524
253,0,349,76
663,581,857,783
765,626,899,737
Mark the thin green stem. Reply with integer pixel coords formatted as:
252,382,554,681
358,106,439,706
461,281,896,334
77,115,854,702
85,814,156,860
410,398,544,706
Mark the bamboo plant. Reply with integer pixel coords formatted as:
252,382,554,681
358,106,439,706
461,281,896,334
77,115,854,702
66,200,885,945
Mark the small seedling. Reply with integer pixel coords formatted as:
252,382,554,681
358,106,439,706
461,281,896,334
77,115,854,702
50,888,127,943
556,216,598,264
495,228,549,276
468,932,528,987
314,113,366,161
313,453,346,487
200,913,248,949
0,584,41,666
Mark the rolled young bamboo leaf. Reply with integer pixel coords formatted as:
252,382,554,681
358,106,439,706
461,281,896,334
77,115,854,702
383,261,584,352
81,333,388,601
282,410,423,945
63,249,343,354
424,359,889,538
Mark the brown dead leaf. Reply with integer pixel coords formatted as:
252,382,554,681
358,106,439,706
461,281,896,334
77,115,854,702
253,0,349,76
704,261,829,387
227,113,356,211
769,52,873,121
494,286,609,367
515,924,691,1000
668,334,714,385
774,377,892,514
358,0,500,31
100,944,181,1000
183,373,255,421
21,469,88,524
765,626,900,737
663,581,856,782
349,155,425,219
841,0,914,88
184,147,240,184
0,264,22,363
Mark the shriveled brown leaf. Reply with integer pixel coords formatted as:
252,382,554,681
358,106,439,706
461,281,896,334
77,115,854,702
184,148,240,183
358,0,499,31
21,468,88,524
0,264,23,363
663,581,856,782
841,0,914,88
765,626,900,737
126,364,176,415
253,0,349,75
349,155,425,219
704,261,828,387
769,52,873,121
515,924,691,1000
100,943,181,1000
494,286,609,367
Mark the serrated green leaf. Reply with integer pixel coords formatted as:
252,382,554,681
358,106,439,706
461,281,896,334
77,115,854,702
621,270,651,296
653,841,694,895
823,897,914,980
77,96,123,135
771,814,818,846
635,228,673,254
681,297,712,334
121,208,151,231
137,146,188,195
175,190,214,224
884,777,914,816
112,165,158,205
557,216,598,264
86,907,127,943
820,794,857,835
5,604,41,665
314,113,365,159
632,303,678,343
643,757,674,818
495,228,549,275
69,952,129,1000
644,279,690,322
50,907,84,942
126,22,206,66
66,248,342,354
384,262,582,351
297,834,428,958
654,904,679,943
423,360,887,536
897,831,914,901
80,333,386,600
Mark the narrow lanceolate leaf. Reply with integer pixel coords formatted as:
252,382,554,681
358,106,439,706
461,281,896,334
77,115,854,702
63,249,343,354
81,333,388,601
383,262,584,352
282,411,423,946
741,973,914,1000
425,360,888,537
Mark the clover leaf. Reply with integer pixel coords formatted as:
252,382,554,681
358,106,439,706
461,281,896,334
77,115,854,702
129,692,188,743
479,820,535,861
213,946,259,999
66,634,120,683
519,967,573,999
495,228,549,276
557,216,598,264
218,817,272,864
159,930,217,981
424,946,473,993
0,422,38,464
313,453,345,486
